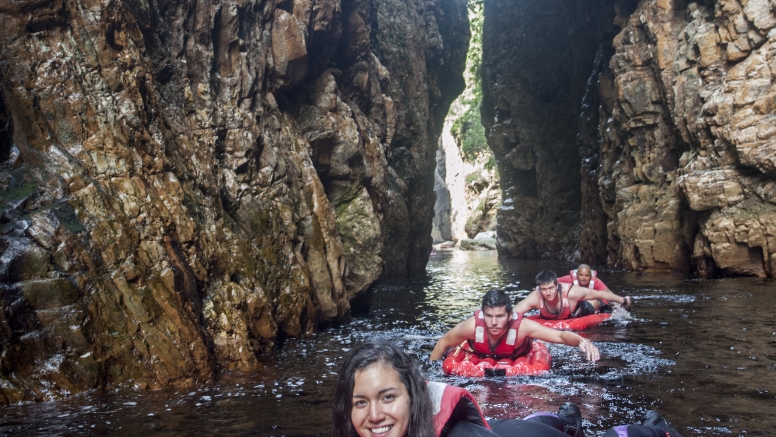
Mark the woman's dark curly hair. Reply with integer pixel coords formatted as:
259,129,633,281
331,340,435,437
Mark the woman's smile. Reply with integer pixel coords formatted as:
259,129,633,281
369,425,393,435
351,363,410,437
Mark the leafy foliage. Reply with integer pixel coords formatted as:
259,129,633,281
465,171,481,185
466,0,484,81
484,155,496,170
452,103,487,160
450,0,490,163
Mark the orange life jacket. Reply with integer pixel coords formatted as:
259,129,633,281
538,283,573,320
468,309,530,358
570,269,597,289
429,382,490,436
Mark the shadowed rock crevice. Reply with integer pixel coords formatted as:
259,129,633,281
0,89,12,163
483,0,776,278
483,0,614,261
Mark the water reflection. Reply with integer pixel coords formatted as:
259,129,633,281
1,251,774,436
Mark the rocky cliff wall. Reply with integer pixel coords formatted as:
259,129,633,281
481,0,617,259
0,0,467,402
483,0,776,278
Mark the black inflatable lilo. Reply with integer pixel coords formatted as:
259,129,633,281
442,401,683,437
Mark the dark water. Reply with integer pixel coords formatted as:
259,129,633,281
1,251,775,436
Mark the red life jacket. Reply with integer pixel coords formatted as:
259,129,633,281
570,269,597,289
538,283,572,319
429,381,489,436
468,309,529,358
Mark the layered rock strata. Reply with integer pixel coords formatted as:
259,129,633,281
483,0,776,277
0,0,467,402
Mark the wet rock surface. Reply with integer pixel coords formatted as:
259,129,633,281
482,0,776,277
0,0,467,401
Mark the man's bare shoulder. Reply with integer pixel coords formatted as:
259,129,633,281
451,316,477,339
515,291,540,309
457,315,477,329
567,285,591,299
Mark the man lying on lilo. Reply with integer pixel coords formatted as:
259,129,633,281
429,289,599,362
516,270,632,320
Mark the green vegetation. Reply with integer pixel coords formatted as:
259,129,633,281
452,104,487,161
449,0,491,163
0,170,38,216
465,0,483,81
464,216,479,238
484,155,496,170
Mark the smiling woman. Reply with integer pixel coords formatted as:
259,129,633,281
331,340,435,437
331,340,572,437
351,363,412,437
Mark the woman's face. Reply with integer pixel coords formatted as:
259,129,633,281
351,362,411,437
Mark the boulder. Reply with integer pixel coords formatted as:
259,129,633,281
458,238,497,251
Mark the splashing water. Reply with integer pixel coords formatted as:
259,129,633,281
1,252,774,436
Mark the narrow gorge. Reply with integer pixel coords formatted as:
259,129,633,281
2,0,776,405
433,0,500,249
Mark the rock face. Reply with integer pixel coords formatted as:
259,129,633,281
481,0,615,259
433,119,499,243
458,231,497,250
483,0,776,277
433,141,454,242
0,0,468,402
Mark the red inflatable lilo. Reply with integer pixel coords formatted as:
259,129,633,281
526,312,611,331
442,341,552,377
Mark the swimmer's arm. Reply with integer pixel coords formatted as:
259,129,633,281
570,285,632,308
522,319,600,361
430,317,475,361
593,279,612,292
514,290,540,314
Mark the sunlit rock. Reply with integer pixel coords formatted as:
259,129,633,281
458,238,496,251
483,0,776,277
433,3,499,246
0,0,468,401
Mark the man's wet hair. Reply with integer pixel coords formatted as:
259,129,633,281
481,289,512,313
535,270,559,286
